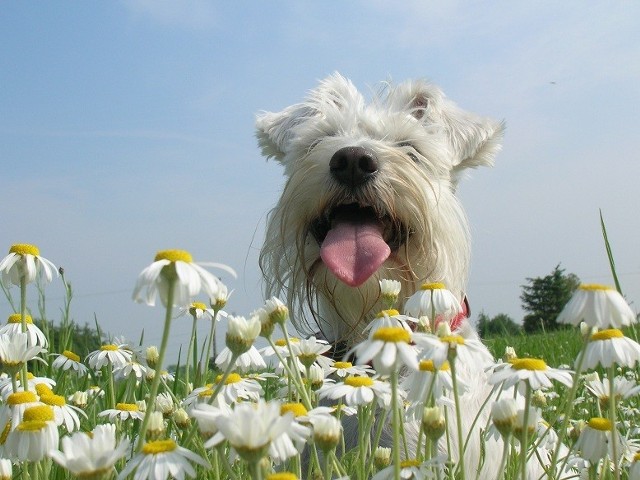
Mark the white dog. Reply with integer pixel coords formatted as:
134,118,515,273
257,74,511,477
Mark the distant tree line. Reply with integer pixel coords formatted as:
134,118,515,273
478,264,581,337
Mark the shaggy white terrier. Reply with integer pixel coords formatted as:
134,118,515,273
255,74,543,478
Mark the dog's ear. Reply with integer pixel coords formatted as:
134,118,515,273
390,81,505,179
256,104,317,163
256,73,364,164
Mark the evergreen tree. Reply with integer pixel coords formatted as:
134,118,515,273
521,264,580,333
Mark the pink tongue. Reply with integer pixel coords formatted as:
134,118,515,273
320,218,391,287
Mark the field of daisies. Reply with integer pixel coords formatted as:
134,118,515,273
1,243,640,480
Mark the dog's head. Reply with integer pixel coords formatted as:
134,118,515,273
257,73,503,342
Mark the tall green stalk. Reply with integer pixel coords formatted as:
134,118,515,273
136,275,176,451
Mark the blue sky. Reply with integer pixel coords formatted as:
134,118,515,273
2,1,639,361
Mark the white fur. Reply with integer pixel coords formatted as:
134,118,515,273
255,74,529,477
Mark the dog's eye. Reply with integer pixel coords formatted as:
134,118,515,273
397,142,420,162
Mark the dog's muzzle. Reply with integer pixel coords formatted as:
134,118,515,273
329,146,378,187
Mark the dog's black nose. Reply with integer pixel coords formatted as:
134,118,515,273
329,146,378,187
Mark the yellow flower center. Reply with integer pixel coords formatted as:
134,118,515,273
17,420,48,432
215,373,242,385
281,403,308,417
579,284,613,291
100,344,119,351
372,326,410,343
588,417,612,431
7,313,33,324
154,249,193,263
419,359,450,372
591,329,624,341
266,474,299,480
22,405,55,422
634,452,640,462
9,244,40,256
0,422,10,445
439,335,465,345
375,309,400,318
7,391,38,405
116,403,139,412
40,394,66,407
142,439,177,454
400,459,421,468
344,376,374,387
275,337,299,347
35,384,54,396
62,350,81,362
511,358,548,371
189,302,208,314
334,361,353,369
420,282,446,290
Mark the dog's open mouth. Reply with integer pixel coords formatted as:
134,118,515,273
310,204,406,287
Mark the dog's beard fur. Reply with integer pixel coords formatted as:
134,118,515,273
257,73,503,346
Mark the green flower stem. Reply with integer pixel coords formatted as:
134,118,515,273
216,446,240,480
495,433,511,480
266,335,312,409
449,353,466,479
184,313,198,388
608,366,620,480
247,459,264,480
206,351,239,405
105,361,116,410
136,276,176,452
19,276,29,392
202,310,220,384
390,369,401,480
519,382,532,480
548,334,590,479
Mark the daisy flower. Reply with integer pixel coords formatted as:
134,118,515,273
401,359,459,419
1,390,42,430
40,393,86,432
0,243,57,287
0,371,55,399
413,322,493,368
293,336,333,370
51,349,88,376
404,282,462,323
118,439,208,480
327,361,374,378
215,345,266,373
188,399,232,440
490,398,518,438
372,457,445,480
206,399,294,464
488,357,573,391
379,279,401,307
557,284,636,329
0,331,47,375
0,459,10,480
311,414,342,452
574,417,620,463
271,403,312,463
0,313,48,348
114,360,149,382
585,373,640,408
184,373,263,406
86,343,133,371
351,325,418,375
225,314,261,356
49,423,130,477
5,404,59,461
362,309,416,336
179,301,216,321
317,375,393,408
132,249,235,308
583,329,640,369
99,402,145,422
